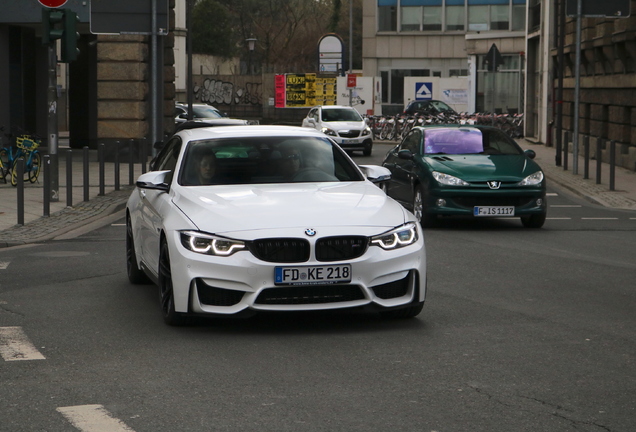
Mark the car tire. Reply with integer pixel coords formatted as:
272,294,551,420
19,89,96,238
159,239,189,326
363,143,372,156
521,212,546,228
126,215,151,285
413,185,436,228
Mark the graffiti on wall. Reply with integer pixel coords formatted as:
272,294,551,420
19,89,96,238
194,78,262,106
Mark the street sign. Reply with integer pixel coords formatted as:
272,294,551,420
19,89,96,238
485,43,504,72
347,75,357,88
566,0,630,17
415,83,433,100
38,0,68,7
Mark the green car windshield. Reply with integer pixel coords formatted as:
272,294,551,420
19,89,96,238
423,128,522,155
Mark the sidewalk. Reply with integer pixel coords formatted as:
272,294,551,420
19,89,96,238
1,139,635,248
0,144,145,248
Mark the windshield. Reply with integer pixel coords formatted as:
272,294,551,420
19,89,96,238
321,108,362,122
179,136,364,186
191,105,224,119
423,128,523,155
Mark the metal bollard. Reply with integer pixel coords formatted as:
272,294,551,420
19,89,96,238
43,155,50,217
16,158,25,225
129,139,135,185
563,130,569,171
609,140,616,191
83,146,89,202
66,150,73,207
596,137,602,185
114,141,120,191
583,135,589,180
141,139,147,174
99,143,105,196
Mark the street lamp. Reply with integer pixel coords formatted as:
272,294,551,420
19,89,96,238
246,37,257,75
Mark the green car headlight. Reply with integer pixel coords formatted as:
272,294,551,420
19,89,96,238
518,171,544,186
432,171,469,186
371,222,419,250
180,231,245,256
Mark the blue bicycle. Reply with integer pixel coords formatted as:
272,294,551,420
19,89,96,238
0,127,42,186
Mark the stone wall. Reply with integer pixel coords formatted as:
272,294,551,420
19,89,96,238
558,7,636,171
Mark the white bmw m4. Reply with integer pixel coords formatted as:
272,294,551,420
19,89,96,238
126,125,426,325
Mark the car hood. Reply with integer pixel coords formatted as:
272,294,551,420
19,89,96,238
322,121,366,131
424,154,542,181
173,182,407,236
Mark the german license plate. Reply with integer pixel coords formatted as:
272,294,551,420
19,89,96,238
341,139,357,144
473,206,515,217
275,265,351,285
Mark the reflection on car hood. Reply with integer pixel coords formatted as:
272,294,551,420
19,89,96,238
425,154,541,181
173,182,406,235
323,121,365,130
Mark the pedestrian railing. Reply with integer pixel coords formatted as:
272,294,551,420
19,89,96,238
10,140,149,226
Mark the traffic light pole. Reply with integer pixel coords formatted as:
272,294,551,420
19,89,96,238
47,44,59,202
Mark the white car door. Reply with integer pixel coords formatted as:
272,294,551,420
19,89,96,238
139,137,182,274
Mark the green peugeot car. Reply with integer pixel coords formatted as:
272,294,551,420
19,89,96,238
382,125,547,228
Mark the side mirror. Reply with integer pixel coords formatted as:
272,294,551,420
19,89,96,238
398,149,414,160
358,165,392,185
524,149,536,159
135,170,170,192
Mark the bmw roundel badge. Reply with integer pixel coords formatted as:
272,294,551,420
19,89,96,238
305,228,316,236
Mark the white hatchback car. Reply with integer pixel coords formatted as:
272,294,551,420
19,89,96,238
302,105,373,156
126,125,426,325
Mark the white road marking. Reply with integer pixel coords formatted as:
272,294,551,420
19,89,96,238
546,217,572,220
550,205,582,208
57,405,136,432
581,218,619,220
0,261,9,270
546,193,559,196
0,327,46,361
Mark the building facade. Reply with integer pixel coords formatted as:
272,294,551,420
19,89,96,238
362,0,636,171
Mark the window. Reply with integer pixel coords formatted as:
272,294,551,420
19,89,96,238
422,5,442,30
490,5,509,30
401,6,421,31
379,1,526,33
379,0,398,31
511,3,526,31
446,1,465,31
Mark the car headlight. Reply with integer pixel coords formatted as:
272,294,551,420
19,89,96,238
180,231,245,256
432,171,469,186
361,127,372,136
370,222,419,250
518,171,544,186
321,127,338,137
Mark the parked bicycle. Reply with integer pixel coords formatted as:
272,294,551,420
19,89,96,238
0,126,42,186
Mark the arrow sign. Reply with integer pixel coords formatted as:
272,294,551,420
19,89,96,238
415,82,433,100
485,43,504,72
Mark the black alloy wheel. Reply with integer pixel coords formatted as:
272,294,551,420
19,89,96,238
159,240,188,326
126,215,151,284
413,185,436,228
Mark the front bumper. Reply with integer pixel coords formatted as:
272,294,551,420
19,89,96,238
426,187,547,217
333,136,373,151
166,230,426,316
